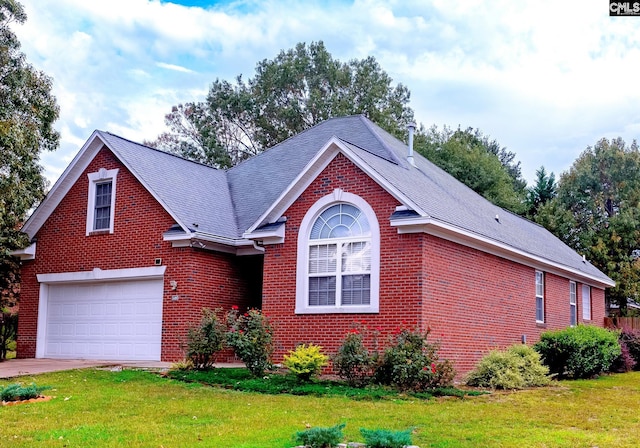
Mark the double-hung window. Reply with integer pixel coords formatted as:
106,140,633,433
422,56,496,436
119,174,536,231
582,284,591,320
569,281,577,326
94,181,112,230
296,191,380,314
308,203,371,307
535,271,544,323
86,168,118,235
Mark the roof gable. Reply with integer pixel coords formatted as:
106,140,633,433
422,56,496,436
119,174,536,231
22,131,238,241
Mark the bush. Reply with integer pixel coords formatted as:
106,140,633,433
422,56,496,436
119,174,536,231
333,329,376,387
170,358,195,372
618,327,640,370
360,428,413,448
374,328,455,391
283,344,329,381
534,325,621,379
226,308,273,377
294,423,345,448
610,339,636,373
0,383,51,402
466,344,550,389
185,308,226,369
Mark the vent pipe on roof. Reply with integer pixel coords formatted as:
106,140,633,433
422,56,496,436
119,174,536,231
407,122,416,167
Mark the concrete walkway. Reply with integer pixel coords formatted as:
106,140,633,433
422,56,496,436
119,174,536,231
0,359,173,379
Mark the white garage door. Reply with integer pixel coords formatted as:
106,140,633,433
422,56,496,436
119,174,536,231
44,279,163,361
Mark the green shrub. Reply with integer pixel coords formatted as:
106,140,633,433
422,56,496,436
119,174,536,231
360,428,413,448
294,423,345,448
534,325,621,379
283,343,329,381
466,344,550,389
226,308,273,377
332,329,376,387
1,383,51,402
185,308,226,369
374,328,455,391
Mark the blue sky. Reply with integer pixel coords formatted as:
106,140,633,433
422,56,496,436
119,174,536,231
14,0,640,186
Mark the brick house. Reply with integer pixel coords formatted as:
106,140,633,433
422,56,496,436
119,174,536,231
13,115,613,374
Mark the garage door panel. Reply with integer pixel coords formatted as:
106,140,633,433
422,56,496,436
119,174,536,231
44,278,163,361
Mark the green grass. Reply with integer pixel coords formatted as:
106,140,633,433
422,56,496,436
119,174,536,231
1,369,640,447
167,367,481,400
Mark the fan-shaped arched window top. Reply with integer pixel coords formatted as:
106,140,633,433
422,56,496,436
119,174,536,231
309,204,371,240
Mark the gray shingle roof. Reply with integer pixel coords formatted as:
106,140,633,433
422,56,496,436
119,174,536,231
97,131,239,239
91,115,611,285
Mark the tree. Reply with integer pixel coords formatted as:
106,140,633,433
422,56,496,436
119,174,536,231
526,166,557,217
149,41,414,168
0,0,60,357
535,137,640,313
414,125,527,214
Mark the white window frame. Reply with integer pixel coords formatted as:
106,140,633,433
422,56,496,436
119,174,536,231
582,284,591,321
569,281,577,326
86,168,118,235
535,270,544,323
296,190,380,314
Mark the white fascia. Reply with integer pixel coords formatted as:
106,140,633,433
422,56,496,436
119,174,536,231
245,137,424,234
37,266,167,284
242,223,285,245
163,230,262,255
10,243,36,261
391,216,616,289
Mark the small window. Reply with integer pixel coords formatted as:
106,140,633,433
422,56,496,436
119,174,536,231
569,281,577,326
94,181,112,230
582,284,591,320
535,271,544,323
86,168,118,235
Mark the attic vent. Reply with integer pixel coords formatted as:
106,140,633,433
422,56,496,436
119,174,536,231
495,214,500,223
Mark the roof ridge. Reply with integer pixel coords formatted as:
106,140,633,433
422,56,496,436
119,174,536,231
357,115,405,165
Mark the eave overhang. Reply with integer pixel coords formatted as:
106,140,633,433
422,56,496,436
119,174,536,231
9,243,36,261
390,215,616,290
162,230,263,256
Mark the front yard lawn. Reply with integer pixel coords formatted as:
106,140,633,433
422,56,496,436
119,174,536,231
2,369,640,447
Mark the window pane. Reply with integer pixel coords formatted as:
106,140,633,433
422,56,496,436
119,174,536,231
309,244,337,274
536,296,544,322
342,241,371,272
341,274,370,305
582,285,591,320
309,277,336,306
570,304,577,326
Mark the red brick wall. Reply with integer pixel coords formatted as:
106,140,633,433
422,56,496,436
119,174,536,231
17,145,253,361
262,153,608,376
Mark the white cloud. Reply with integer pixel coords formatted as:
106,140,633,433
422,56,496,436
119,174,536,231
12,0,640,186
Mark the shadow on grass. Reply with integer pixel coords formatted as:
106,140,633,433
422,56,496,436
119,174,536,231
166,368,486,401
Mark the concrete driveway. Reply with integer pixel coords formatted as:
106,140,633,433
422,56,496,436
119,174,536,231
0,359,172,379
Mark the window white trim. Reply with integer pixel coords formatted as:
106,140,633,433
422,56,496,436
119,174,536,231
582,284,591,320
535,270,544,323
86,168,118,235
569,281,577,326
296,190,380,314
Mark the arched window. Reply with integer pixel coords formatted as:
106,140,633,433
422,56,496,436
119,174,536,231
296,191,379,314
